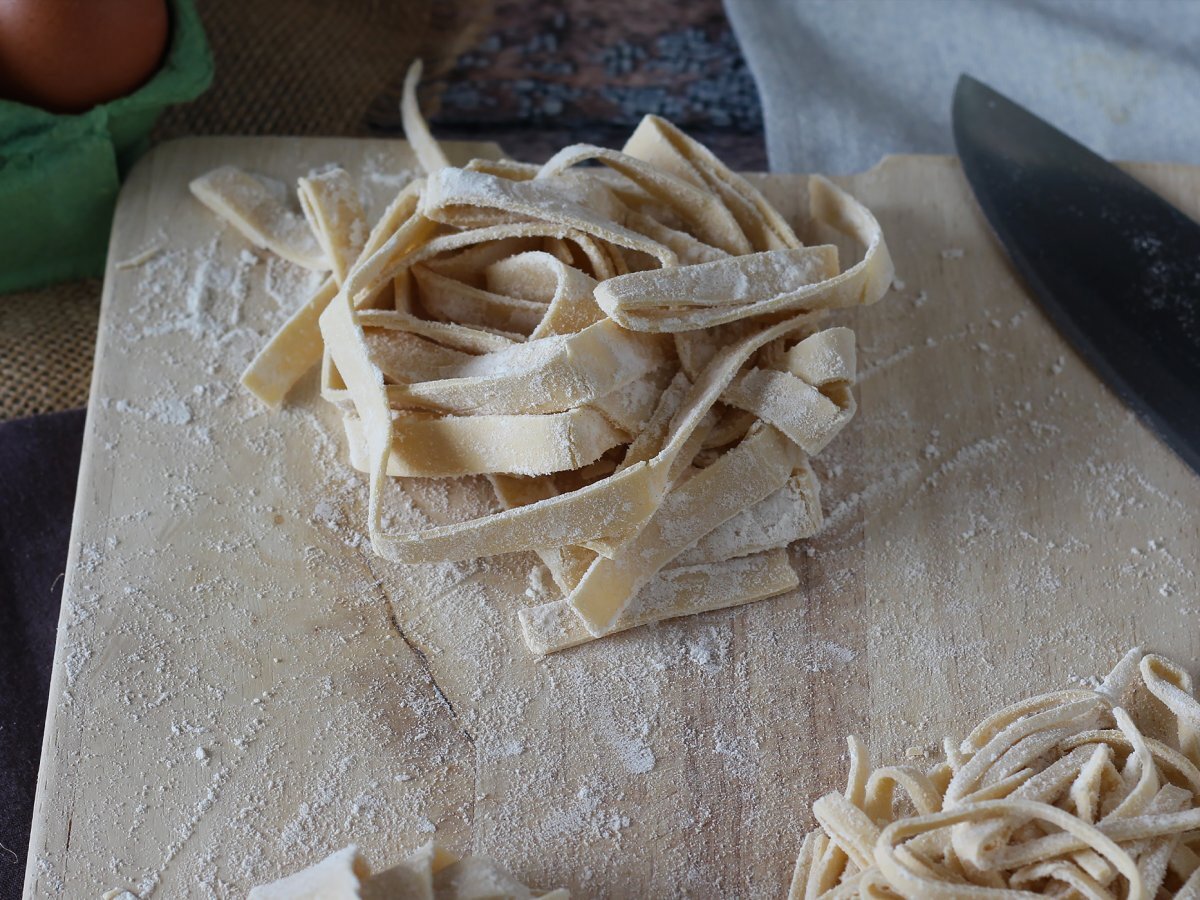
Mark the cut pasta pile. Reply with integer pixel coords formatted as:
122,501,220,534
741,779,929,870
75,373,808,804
190,62,893,653
794,648,1200,899
247,842,567,900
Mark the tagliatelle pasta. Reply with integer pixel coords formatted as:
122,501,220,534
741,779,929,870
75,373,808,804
247,842,568,900
297,167,367,286
190,61,894,653
190,166,327,270
341,406,627,479
792,649,1200,899
520,547,799,655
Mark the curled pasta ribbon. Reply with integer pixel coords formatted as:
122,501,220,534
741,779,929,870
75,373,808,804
593,179,893,332
247,841,568,900
789,649,1200,899
538,143,751,255
622,113,802,252
383,320,667,416
238,177,427,408
191,60,894,652
297,167,366,286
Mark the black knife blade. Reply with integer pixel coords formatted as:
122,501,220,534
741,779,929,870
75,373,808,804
952,74,1200,478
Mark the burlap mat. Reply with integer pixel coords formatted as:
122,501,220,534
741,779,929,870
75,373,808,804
0,0,763,422
0,282,102,420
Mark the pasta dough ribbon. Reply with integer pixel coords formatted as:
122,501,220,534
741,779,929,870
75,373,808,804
297,167,366,286
421,167,677,268
248,841,567,900
189,166,326,270
519,548,797,655
594,177,893,331
538,143,752,255
384,320,666,416
622,113,801,252
239,177,426,407
566,423,803,636
343,407,626,478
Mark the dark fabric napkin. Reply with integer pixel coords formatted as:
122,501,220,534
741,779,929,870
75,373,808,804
0,409,85,898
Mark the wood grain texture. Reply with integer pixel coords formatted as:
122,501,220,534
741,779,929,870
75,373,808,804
24,139,1200,899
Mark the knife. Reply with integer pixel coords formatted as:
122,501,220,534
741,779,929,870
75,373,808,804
952,74,1200,478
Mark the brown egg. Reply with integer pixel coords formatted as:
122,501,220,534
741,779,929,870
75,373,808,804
0,0,169,113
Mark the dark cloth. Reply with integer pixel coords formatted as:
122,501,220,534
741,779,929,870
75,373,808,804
0,410,85,899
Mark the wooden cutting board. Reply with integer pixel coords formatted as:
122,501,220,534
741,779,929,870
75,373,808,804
24,138,1200,899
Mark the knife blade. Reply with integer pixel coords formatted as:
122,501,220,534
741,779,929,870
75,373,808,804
952,74,1200,478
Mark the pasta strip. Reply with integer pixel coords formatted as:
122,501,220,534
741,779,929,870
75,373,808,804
347,223,567,310
364,330,472,384
400,60,449,175
812,792,879,872
623,209,729,266
240,179,428,407
787,831,821,900
1061,730,1200,796
249,840,566,900
1008,860,1112,900
722,368,855,456
1141,654,1200,764
413,265,548,335
595,246,839,331
189,166,326,270
484,251,605,338
622,113,801,251
594,178,893,332
674,463,822,566
538,144,752,254
863,766,943,820
988,808,1200,869
342,407,626,478
518,548,797,655
876,801,1143,900
320,309,820,564
786,327,857,387
356,309,519,352
248,845,370,899
241,277,337,407
297,167,366,286
945,699,1105,804
384,320,666,416
420,235,543,281
420,167,677,268
566,423,801,636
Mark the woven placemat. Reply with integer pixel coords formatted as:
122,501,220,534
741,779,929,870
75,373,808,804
0,282,102,419
0,0,763,422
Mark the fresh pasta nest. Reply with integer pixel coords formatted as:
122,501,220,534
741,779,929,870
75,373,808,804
796,648,1200,899
190,62,894,653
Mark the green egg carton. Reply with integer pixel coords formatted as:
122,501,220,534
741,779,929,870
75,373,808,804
0,0,213,293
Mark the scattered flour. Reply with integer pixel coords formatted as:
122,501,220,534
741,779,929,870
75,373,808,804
31,149,1200,900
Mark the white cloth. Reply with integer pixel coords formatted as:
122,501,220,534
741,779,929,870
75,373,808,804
725,0,1200,173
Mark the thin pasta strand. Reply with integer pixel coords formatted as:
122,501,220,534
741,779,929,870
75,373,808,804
792,649,1200,899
